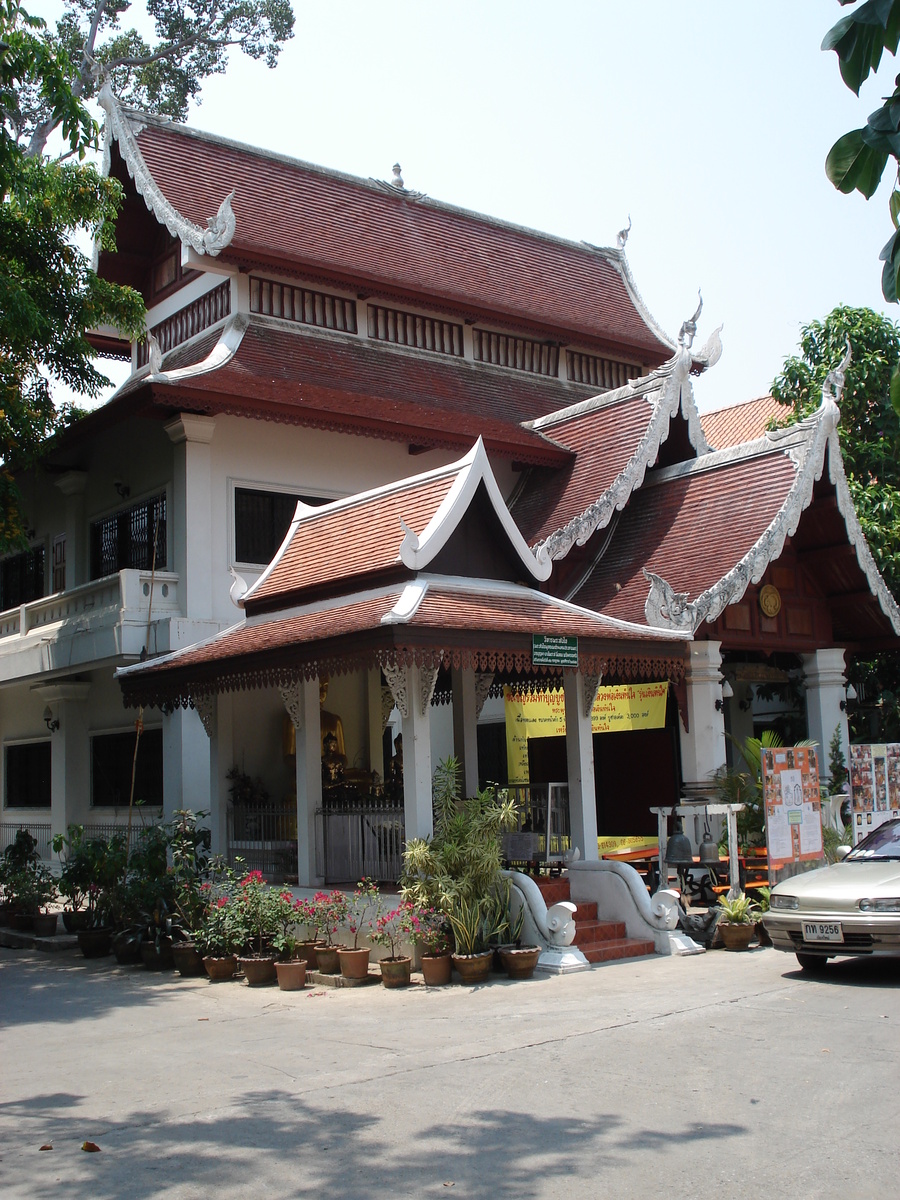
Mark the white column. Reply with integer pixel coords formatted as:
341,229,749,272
208,692,233,857
162,706,211,822
563,672,599,862
679,640,727,787
164,414,216,621
400,664,435,842
451,665,480,799
37,682,91,841
54,471,87,590
283,678,323,887
802,648,850,773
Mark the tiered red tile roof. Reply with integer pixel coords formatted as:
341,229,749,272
111,320,577,466
574,449,798,625
700,395,782,450
126,117,674,358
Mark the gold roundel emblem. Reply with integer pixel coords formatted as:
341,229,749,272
759,584,781,618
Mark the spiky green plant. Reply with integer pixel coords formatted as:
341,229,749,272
400,756,519,952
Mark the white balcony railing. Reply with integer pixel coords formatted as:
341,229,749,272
0,569,182,640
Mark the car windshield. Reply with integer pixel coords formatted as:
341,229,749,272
846,820,900,861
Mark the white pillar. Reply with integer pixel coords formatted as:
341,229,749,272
162,705,211,822
451,665,480,798
563,672,599,862
679,640,727,787
283,678,323,887
802,648,850,776
400,664,436,842
54,471,87,590
164,414,215,621
37,682,91,841
208,692,233,856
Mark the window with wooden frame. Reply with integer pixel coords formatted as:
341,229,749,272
5,741,51,808
91,728,163,809
0,544,45,611
89,493,166,581
234,487,330,566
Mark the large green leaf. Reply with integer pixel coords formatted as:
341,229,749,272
826,128,888,196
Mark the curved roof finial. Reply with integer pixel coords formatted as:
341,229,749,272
616,215,632,249
823,339,852,407
678,290,703,349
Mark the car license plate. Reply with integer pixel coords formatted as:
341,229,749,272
803,922,843,943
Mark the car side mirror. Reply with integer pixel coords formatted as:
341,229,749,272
835,845,851,861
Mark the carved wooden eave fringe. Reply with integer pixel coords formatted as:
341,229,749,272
120,642,686,715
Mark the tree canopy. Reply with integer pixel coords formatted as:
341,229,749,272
823,0,900,302
772,305,900,739
17,0,295,159
1,1,145,549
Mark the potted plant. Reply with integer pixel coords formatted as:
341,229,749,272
411,906,453,986
716,890,759,950
754,886,772,946
401,758,519,986
52,826,92,932
234,869,280,985
497,895,541,980
337,878,381,980
0,830,43,929
371,902,417,987
168,810,213,976
76,833,128,957
292,896,323,968
310,890,349,974
272,891,308,990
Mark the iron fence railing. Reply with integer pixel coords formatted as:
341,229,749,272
80,819,163,852
227,804,298,883
316,800,405,884
0,821,52,860
503,782,570,862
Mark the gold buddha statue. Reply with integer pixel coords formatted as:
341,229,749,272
283,676,346,760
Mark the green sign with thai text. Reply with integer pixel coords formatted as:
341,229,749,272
532,634,578,667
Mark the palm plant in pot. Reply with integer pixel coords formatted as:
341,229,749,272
401,757,519,986
716,890,759,951
52,825,92,932
497,892,541,980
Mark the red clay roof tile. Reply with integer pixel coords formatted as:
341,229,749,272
700,395,782,450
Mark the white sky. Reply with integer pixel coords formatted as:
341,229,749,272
35,1,900,412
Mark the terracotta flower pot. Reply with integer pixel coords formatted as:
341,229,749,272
420,954,453,986
78,927,113,958
112,931,143,964
172,942,206,977
275,959,307,991
337,946,371,980
8,912,35,932
499,945,541,980
238,954,279,986
451,950,492,984
379,956,412,988
62,910,91,934
315,945,341,974
32,913,58,938
141,938,175,970
719,922,756,951
203,954,238,981
295,940,321,968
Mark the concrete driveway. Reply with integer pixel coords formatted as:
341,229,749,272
1,945,897,1199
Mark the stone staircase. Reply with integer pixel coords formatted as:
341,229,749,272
535,877,656,964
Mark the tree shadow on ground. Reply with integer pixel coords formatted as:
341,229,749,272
0,1088,748,1200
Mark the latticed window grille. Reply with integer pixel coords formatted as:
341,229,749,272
250,278,357,333
0,545,45,610
367,305,463,356
472,330,559,376
89,493,166,580
234,487,329,565
566,350,642,390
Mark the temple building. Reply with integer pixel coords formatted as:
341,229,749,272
2,87,898,885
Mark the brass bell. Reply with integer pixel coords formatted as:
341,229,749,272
698,817,720,865
664,816,694,867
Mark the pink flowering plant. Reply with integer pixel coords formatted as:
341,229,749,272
410,906,453,957
370,901,418,960
271,891,307,960
293,896,321,943
195,860,244,956
235,869,289,957
312,890,349,947
345,877,383,950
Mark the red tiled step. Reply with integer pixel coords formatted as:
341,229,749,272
572,919,626,946
535,878,571,906
580,937,656,963
571,900,597,922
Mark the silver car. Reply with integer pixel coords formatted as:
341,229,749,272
763,818,900,972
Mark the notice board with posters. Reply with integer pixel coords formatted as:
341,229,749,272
849,744,900,845
761,745,824,881
504,681,668,782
